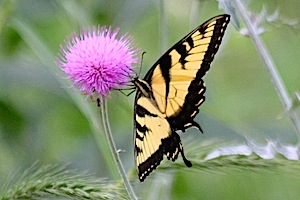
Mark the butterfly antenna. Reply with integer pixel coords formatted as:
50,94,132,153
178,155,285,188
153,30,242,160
137,52,146,78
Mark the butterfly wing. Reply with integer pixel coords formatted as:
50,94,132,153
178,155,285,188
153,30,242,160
134,14,230,181
134,94,191,182
144,14,230,132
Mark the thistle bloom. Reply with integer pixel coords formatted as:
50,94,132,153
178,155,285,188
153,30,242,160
57,26,139,98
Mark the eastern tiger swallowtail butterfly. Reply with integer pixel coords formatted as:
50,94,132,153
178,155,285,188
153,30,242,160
133,14,230,182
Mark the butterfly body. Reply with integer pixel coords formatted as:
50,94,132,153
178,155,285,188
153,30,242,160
133,14,230,182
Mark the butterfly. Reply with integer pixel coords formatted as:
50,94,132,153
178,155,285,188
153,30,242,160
132,14,230,182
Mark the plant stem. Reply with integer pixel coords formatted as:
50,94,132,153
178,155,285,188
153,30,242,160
234,0,300,138
99,97,137,200
158,0,167,54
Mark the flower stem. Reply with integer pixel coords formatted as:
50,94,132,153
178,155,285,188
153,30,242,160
158,0,167,54
234,0,300,138
99,96,137,200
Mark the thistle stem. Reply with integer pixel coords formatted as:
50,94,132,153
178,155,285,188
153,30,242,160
234,0,300,138
158,0,168,54
99,97,137,200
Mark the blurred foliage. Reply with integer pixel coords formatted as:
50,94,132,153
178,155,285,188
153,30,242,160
0,0,300,199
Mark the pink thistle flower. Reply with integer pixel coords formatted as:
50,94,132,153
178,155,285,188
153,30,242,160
57,26,139,98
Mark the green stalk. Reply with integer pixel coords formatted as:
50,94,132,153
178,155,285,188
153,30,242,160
158,0,168,54
234,0,300,137
99,97,137,200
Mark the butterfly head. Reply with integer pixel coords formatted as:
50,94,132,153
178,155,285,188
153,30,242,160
132,78,152,98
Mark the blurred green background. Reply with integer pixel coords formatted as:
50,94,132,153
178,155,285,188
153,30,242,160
0,0,300,199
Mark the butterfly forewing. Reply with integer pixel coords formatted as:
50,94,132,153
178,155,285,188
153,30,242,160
134,14,230,181
149,15,230,129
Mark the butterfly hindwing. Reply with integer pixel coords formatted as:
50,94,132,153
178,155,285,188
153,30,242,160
133,14,230,181
134,95,191,181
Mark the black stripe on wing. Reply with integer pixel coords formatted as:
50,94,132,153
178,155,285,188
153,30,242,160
136,130,191,182
168,15,230,132
134,102,191,182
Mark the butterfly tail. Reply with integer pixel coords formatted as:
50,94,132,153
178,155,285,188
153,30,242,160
179,143,192,167
163,132,192,167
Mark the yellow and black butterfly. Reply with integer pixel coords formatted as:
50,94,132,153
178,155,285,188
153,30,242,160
133,14,230,182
